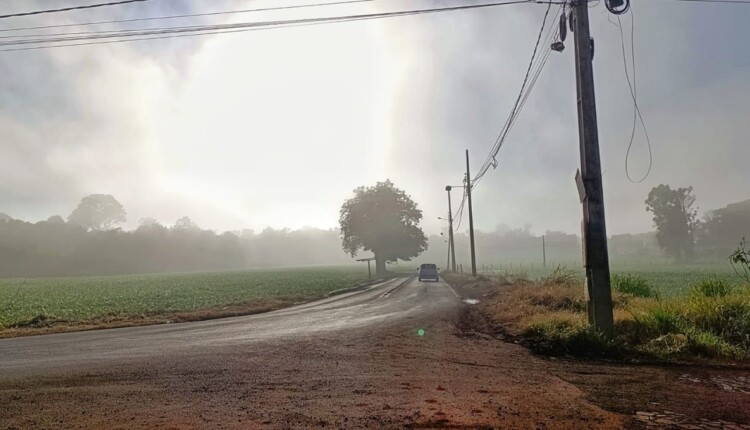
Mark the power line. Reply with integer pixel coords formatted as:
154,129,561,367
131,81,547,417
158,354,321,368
0,0,149,20
473,2,557,185
617,7,653,183
0,0,536,52
0,0,376,35
472,2,559,188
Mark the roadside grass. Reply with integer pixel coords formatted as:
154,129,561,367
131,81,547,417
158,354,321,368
479,262,741,297
0,266,369,335
447,269,750,362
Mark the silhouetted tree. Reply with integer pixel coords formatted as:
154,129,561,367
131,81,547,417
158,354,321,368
46,215,65,224
339,180,427,276
699,199,750,258
173,216,199,231
68,194,126,231
645,185,699,262
138,217,160,227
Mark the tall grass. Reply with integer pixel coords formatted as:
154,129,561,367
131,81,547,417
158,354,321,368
475,267,750,361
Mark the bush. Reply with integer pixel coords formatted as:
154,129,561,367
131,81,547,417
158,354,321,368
612,274,659,298
690,278,732,298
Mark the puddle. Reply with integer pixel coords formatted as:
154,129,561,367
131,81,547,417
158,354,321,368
463,299,480,305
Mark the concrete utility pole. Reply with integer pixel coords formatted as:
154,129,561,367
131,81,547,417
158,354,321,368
465,150,477,277
445,186,457,272
571,0,614,335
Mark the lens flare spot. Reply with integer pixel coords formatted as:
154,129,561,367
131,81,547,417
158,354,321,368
417,328,425,337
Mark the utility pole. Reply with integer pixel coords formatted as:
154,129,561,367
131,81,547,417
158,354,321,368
571,0,614,335
445,186,457,272
542,234,547,268
465,150,477,277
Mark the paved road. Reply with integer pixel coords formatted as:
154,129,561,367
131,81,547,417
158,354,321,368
0,276,460,377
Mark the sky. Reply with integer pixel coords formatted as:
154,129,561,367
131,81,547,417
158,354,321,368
1,0,748,236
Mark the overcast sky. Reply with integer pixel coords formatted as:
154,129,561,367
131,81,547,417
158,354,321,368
1,0,748,236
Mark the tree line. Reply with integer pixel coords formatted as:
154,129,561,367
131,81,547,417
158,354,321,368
0,194,353,277
645,185,750,262
1,185,746,278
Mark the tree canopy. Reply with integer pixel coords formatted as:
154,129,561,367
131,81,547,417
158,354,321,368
645,184,699,262
339,180,427,276
67,194,126,231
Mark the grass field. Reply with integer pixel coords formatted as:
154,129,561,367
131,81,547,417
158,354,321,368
0,266,369,329
478,261,743,297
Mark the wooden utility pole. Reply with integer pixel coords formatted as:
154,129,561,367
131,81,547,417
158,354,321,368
465,150,477,277
446,186,457,272
571,0,614,335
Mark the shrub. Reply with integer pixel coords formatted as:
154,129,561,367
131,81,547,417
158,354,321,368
690,278,732,298
612,274,659,298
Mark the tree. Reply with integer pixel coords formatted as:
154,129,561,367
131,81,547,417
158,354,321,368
173,216,199,231
67,194,126,231
0,212,12,222
46,215,65,224
699,199,750,258
645,184,699,262
138,217,160,227
339,180,427,276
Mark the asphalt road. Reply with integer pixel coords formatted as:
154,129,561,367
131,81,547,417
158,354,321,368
0,276,460,378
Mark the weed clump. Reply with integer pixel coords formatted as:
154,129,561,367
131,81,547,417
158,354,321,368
612,274,659,298
540,265,580,287
690,278,732,298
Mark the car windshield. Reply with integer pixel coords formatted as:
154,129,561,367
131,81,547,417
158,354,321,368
1,1,747,429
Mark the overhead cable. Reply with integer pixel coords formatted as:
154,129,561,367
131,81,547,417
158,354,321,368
0,0,537,52
0,0,149,20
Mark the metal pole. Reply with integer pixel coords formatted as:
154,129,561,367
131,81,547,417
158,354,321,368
446,186,457,273
572,0,614,335
465,150,477,277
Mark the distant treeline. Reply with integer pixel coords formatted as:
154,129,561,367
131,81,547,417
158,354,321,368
1,194,746,278
0,217,354,277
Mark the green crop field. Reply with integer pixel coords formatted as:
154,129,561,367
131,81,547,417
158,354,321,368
479,261,745,297
0,266,368,328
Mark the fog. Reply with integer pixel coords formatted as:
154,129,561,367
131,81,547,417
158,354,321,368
1,1,749,277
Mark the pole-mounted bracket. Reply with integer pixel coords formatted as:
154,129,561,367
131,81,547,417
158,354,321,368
575,169,588,203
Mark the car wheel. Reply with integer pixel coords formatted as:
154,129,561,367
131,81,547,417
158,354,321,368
418,277,422,282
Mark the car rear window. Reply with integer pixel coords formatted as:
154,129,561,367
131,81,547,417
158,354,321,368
420,264,436,269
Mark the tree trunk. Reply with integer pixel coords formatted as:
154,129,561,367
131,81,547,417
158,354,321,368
375,255,386,278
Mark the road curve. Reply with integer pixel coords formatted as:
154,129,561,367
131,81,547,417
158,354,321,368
0,277,461,377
